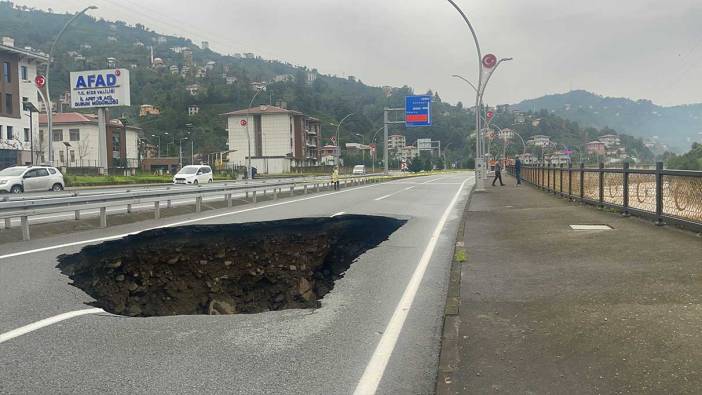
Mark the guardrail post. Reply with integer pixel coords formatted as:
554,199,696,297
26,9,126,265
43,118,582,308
598,162,605,208
74,210,80,220
21,216,29,241
99,207,107,228
154,201,161,219
274,188,278,200
127,203,132,214
655,161,664,226
195,196,202,213
4,218,11,229
245,191,249,200
304,184,308,194
546,164,551,192
558,164,563,195
622,162,630,216
167,199,172,209
580,163,585,201
227,193,232,208
263,189,267,198
290,185,294,196
253,190,257,203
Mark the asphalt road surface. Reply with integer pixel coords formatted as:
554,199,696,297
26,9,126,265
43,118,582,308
0,172,473,394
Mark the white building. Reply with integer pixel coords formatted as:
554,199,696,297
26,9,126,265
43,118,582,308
39,112,142,168
186,84,200,96
222,105,321,174
188,105,199,116
0,36,47,167
599,134,621,147
528,134,551,147
388,134,406,152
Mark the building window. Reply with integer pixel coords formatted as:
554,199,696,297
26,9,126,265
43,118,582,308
70,150,75,163
20,66,28,81
59,150,65,164
6,126,13,140
39,130,44,143
4,93,11,114
2,62,10,83
69,129,80,141
52,129,63,142
24,128,29,142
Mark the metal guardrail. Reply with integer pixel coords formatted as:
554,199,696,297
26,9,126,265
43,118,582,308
0,175,379,241
508,162,702,232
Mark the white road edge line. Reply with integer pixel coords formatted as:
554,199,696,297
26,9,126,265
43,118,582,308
0,308,105,345
0,182,382,260
353,176,471,395
330,211,346,217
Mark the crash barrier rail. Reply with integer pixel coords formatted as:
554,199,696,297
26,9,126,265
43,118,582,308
0,175,380,241
508,162,702,232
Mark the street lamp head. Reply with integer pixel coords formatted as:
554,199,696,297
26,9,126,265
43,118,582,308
87,6,98,10
500,57,514,62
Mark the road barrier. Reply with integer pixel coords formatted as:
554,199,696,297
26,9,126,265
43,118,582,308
0,175,381,241
509,162,702,232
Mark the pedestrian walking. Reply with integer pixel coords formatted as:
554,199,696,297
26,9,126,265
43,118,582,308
332,167,340,190
515,157,522,186
492,160,505,187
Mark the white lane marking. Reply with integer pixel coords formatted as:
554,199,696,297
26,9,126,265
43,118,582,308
0,308,104,345
0,182,383,260
374,186,415,201
331,211,346,217
353,176,471,395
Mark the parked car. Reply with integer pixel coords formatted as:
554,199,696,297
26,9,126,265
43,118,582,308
352,165,366,175
0,166,65,193
173,165,214,185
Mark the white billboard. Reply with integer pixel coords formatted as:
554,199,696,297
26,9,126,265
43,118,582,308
70,68,131,108
417,138,432,151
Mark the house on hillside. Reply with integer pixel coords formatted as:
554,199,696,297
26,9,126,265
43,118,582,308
586,141,606,155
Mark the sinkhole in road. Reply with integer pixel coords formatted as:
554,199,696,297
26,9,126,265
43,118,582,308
56,215,406,317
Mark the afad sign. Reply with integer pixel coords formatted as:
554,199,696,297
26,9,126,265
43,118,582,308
69,69,131,109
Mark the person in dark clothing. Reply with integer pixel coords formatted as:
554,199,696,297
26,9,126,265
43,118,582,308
492,161,505,186
514,158,522,185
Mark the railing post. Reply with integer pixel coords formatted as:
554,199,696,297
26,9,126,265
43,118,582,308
74,210,80,220
655,161,664,226
99,207,107,228
253,190,257,203
622,162,630,216
598,162,605,208
127,203,132,214
274,188,278,200
21,216,29,241
579,163,585,201
304,184,308,194
567,162,573,199
558,163,563,195
290,185,294,196
154,201,160,219
195,196,202,212
245,191,249,200
546,164,551,192
227,193,232,208
167,199,172,208
4,218,10,229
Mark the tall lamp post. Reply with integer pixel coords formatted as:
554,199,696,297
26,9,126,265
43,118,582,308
245,89,264,179
179,137,188,169
330,113,354,168
46,5,97,165
151,134,161,158
371,126,385,173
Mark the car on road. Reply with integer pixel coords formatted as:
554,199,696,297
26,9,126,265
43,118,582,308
0,166,65,193
352,165,366,175
173,165,214,185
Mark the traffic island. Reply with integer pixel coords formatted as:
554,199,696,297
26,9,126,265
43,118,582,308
56,215,405,317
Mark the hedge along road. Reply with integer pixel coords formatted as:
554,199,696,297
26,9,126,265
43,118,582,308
0,172,473,394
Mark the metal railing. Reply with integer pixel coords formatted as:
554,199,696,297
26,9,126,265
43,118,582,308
509,162,702,232
0,175,381,241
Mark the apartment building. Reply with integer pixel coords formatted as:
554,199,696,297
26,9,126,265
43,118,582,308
223,105,321,174
0,36,47,168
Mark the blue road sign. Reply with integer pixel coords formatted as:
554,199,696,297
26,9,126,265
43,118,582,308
405,95,432,127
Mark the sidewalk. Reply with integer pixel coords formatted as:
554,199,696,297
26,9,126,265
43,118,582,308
438,174,702,394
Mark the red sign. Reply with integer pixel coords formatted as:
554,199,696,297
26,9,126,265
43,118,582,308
482,54,497,69
369,143,376,154
35,75,46,88
240,119,248,126
330,136,337,145
486,110,495,119
406,114,428,122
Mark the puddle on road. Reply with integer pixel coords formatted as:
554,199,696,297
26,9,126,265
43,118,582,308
56,215,405,317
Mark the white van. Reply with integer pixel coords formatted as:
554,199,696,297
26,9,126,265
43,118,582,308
352,165,366,175
173,165,213,185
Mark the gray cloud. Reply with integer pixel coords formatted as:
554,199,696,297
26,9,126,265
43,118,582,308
16,0,702,106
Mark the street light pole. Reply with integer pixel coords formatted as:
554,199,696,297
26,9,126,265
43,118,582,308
46,5,97,166
371,126,384,174
179,137,188,169
151,134,160,158
245,89,263,179
333,113,354,168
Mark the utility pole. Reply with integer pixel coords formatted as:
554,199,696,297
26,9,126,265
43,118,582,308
383,108,405,175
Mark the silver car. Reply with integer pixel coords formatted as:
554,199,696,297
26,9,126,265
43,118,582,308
0,166,65,193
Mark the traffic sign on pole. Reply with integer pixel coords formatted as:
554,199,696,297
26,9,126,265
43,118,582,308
486,110,495,119
405,95,432,127
240,119,248,126
35,75,46,88
482,54,497,69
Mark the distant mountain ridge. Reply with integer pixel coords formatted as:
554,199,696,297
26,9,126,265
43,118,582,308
513,90,702,152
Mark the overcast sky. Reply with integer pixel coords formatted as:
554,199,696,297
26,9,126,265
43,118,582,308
15,0,702,107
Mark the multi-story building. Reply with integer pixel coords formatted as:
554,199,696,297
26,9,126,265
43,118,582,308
388,134,406,151
598,134,621,148
586,141,606,156
0,36,47,168
527,134,551,147
39,112,142,168
187,105,199,116
401,145,418,160
223,105,321,174
139,104,161,117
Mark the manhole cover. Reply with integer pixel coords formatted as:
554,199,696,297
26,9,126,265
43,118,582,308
569,224,613,230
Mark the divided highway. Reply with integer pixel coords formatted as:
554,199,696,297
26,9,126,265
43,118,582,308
0,172,473,394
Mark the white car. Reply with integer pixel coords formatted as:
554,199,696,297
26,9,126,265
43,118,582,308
0,166,65,193
352,165,366,175
173,165,214,185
